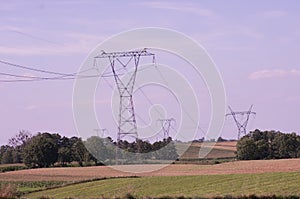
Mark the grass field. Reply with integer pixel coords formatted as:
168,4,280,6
25,171,300,198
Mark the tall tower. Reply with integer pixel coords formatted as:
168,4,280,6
95,49,155,142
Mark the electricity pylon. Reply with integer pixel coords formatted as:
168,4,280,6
157,118,175,139
94,128,108,137
94,49,155,142
226,105,256,140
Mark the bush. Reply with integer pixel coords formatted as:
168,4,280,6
0,165,27,173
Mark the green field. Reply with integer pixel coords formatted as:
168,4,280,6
26,171,300,198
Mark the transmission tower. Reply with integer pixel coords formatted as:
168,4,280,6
157,118,175,139
94,49,155,142
226,105,256,140
94,128,108,137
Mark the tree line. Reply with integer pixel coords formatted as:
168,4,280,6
0,131,178,168
237,129,300,160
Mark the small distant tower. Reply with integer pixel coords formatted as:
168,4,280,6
226,105,256,140
94,128,108,137
157,118,175,139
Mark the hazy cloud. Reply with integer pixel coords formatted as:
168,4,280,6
249,69,300,80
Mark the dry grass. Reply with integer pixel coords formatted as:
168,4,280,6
0,183,17,198
1,159,300,182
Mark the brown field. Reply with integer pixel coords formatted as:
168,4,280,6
180,141,237,159
213,141,237,150
1,158,300,182
0,163,25,168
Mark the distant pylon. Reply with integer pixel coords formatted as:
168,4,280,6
95,49,155,142
157,118,175,139
226,105,256,140
94,128,108,137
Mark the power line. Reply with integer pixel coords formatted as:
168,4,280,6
0,59,156,83
0,71,99,82
152,63,209,140
0,59,75,76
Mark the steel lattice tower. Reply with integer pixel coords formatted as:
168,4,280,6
95,49,155,142
94,128,108,137
158,118,175,139
226,105,256,140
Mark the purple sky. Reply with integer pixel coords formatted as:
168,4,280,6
0,0,300,145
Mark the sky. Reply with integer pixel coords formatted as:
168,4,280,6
0,0,300,145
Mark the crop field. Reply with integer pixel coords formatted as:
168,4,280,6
1,142,299,198
179,141,237,159
1,159,300,182
26,171,300,198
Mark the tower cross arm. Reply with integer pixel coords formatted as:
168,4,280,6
226,111,256,116
94,49,155,58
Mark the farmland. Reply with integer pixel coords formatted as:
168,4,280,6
0,159,300,198
1,142,300,198
1,159,300,182
26,171,300,198
179,141,237,159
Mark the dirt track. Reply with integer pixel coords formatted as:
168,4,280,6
1,159,300,182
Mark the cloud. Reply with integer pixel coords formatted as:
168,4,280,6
249,69,300,80
136,1,216,18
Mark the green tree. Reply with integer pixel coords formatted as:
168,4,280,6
71,138,89,166
273,132,299,158
256,139,269,159
23,133,59,168
0,146,13,164
57,136,72,166
8,130,32,163
8,130,32,148
237,129,300,160
57,147,71,166
236,136,259,160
